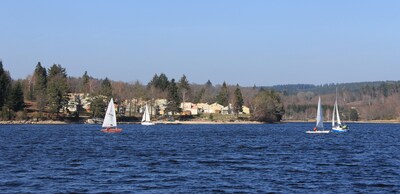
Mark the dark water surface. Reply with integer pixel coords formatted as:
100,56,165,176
0,123,399,193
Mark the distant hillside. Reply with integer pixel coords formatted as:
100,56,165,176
265,81,400,95
273,80,400,121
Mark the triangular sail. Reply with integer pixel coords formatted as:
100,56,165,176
332,89,342,127
335,100,342,125
102,98,117,128
142,104,151,122
332,102,335,127
316,96,324,129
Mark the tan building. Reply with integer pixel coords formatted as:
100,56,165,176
181,102,198,115
209,103,224,114
242,106,250,114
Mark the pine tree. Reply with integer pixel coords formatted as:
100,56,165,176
216,81,229,106
33,62,47,116
166,79,181,115
47,64,68,117
82,71,90,94
233,84,244,115
7,81,24,112
100,77,113,99
0,61,11,109
251,90,284,122
178,74,191,109
90,96,106,118
203,80,215,104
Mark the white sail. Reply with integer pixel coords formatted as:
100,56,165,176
335,100,342,125
332,102,336,127
102,98,117,128
316,96,324,129
141,104,155,125
142,104,151,122
332,90,342,127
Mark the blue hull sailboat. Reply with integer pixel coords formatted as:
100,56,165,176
332,89,349,132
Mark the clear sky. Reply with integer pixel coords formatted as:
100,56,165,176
1,0,399,86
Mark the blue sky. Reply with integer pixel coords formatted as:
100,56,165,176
1,0,399,86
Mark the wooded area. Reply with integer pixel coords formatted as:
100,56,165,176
1,61,400,123
0,61,283,122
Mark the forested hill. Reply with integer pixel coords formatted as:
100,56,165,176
266,81,400,95
272,80,400,121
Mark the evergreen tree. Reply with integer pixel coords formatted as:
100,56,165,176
47,64,68,117
33,62,47,97
90,96,106,118
349,108,359,121
100,77,113,99
166,79,181,115
203,80,215,104
178,74,191,107
216,81,229,106
251,90,284,123
33,62,47,116
7,81,24,112
0,61,11,108
193,88,205,104
206,80,212,88
233,84,244,115
82,71,90,94
148,73,169,91
158,73,169,91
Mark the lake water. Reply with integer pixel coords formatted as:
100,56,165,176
0,123,399,193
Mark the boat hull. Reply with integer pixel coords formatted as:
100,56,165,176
306,130,330,134
331,128,348,132
101,128,122,133
141,122,155,126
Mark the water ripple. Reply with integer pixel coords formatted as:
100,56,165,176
0,123,399,193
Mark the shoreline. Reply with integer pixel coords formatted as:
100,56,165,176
1,119,400,125
282,120,400,124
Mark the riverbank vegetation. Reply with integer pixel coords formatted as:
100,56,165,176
1,60,400,123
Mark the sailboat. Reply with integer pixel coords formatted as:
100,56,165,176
306,96,330,134
332,89,349,132
101,98,122,133
141,104,155,126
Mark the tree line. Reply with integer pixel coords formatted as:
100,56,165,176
0,61,284,122
281,82,400,121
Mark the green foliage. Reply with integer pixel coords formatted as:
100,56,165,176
349,108,359,121
216,81,229,106
33,62,47,114
82,71,90,94
209,113,214,120
193,88,205,104
100,77,113,98
47,64,68,116
178,74,191,103
206,80,212,87
33,62,47,98
148,73,170,91
166,79,181,115
0,61,12,108
90,96,106,118
251,90,284,123
7,81,24,112
233,84,244,115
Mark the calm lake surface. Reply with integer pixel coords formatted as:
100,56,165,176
0,123,399,193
